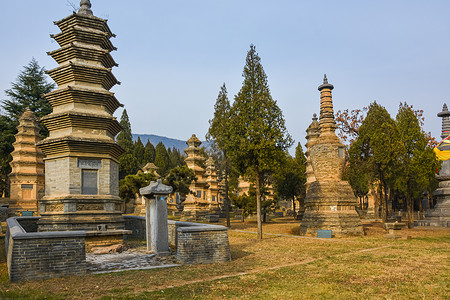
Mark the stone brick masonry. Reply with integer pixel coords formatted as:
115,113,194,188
6,217,86,282
124,216,231,264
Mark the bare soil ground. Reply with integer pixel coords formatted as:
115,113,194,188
0,217,448,299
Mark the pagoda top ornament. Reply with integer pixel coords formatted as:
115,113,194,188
78,0,93,16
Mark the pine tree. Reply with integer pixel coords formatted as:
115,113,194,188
133,137,145,167
143,140,156,163
164,165,196,198
394,102,439,227
168,147,181,169
228,45,293,239
0,59,54,195
154,142,170,176
349,102,403,221
2,58,54,129
206,83,232,227
275,143,306,218
117,109,138,179
116,109,133,153
0,115,15,196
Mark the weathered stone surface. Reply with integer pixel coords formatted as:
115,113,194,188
300,76,363,237
415,104,450,227
37,1,126,236
6,217,86,282
123,216,231,264
8,109,44,216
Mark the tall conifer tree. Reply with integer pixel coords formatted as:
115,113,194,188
0,59,54,195
143,140,156,163
117,109,138,179
154,142,170,176
133,137,145,167
207,83,232,227
394,103,439,227
228,45,293,238
117,109,133,153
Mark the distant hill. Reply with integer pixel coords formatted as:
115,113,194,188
132,134,210,152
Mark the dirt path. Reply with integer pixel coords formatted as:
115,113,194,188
143,244,391,293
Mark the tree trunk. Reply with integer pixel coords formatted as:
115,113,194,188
255,171,262,239
381,182,388,222
292,197,296,218
407,195,414,228
224,154,230,228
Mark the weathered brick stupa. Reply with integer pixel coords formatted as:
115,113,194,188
300,75,363,236
37,1,127,241
181,134,210,221
415,104,450,227
8,109,45,216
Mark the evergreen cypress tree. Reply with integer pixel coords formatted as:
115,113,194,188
117,109,133,153
394,103,439,227
117,109,138,179
154,142,170,176
133,137,145,167
349,102,403,221
2,58,54,128
228,45,293,238
206,83,232,227
0,59,54,196
143,140,156,163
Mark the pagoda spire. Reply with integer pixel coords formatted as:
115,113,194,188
78,0,93,16
438,103,450,139
317,75,338,143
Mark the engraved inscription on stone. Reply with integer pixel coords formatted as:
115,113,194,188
78,159,102,169
46,204,64,212
82,170,98,195
76,204,104,211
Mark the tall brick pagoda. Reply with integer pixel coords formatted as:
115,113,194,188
37,0,127,238
181,134,209,220
300,75,363,236
9,109,45,216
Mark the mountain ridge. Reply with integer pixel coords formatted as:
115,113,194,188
132,133,210,152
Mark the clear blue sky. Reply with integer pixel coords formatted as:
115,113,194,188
1,1,449,149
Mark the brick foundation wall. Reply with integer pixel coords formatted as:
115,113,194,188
123,215,146,239
177,227,231,264
6,217,86,282
124,216,231,264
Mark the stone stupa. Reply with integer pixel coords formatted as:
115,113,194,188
300,75,363,236
36,0,129,246
415,104,450,227
181,134,209,221
8,109,45,216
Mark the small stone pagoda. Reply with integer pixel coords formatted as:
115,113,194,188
36,1,127,242
8,109,45,216
181,134,209,219
300,75,363,236
415,104,450,227
205,157,220,208
305,113,319,191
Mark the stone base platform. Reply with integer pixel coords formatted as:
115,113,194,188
414,198,450,227
300,181,364,237
85,230,132,252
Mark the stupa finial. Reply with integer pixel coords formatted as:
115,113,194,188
323,74,328,84
443,103,448,112
78,0,93,16
313,113,318,121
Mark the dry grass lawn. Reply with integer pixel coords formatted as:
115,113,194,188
0,217,449,299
